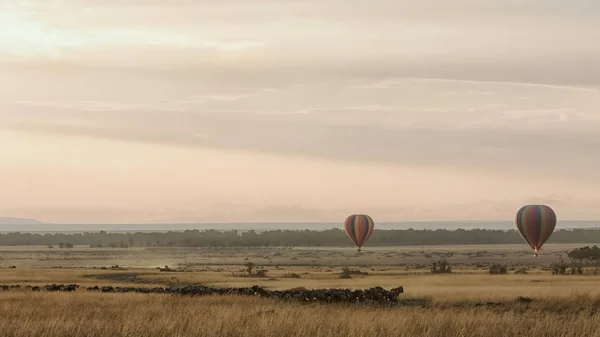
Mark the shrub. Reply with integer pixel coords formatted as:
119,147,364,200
551,256,568,275
489,264,508,275
339,267,368,279
431,259,452,274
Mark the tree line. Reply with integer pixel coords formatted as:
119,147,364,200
0,228,599,248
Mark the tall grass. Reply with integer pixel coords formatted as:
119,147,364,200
0,292,599,337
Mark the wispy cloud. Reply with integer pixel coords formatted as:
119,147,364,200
3,68,599,181
352,77,600,93
2,0,600,86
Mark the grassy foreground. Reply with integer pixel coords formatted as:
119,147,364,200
0,292,598,337
1,244,599,336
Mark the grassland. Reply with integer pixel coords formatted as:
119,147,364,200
2,293,600,337
1,244,600,336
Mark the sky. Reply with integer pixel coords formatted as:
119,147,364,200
1,0,599,224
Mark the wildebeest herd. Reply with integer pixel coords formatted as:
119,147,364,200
1,283,405,305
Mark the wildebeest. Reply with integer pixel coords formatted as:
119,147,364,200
2,283,405,305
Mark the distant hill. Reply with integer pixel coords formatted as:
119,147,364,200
0,217,44,225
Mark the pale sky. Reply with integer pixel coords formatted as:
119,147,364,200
1,0,599,223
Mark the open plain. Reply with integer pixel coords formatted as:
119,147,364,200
1,243,600,336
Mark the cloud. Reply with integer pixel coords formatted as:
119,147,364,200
5,192,600,222
2,60,599,186
16,100,149,112
2,0,600,224
2,0,600,88
5,109,600,184
194,94,255,101
352,77,600,94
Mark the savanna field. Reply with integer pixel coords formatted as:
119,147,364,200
2,242,600,337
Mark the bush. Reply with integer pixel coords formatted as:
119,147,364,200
339,267,368,279
550,256,582,275
339,270,352,279
245,262,255,276
551,256,568,275
230,262,269,278
489,264,508,275
431,259,452,274
569,266,583,275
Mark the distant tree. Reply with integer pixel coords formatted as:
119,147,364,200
567,246,600,264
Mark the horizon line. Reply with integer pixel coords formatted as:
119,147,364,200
7,219,600,226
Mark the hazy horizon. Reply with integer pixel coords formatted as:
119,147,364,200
1,1,599,224
1,220,600,234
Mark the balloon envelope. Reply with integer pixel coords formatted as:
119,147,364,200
344,214,375,251
515,205,557,256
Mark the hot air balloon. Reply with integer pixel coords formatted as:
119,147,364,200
515,205,557,257
344,214,375,252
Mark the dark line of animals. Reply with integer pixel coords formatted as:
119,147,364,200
0,283,405,305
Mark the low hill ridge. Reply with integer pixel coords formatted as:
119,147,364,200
0,217,44,225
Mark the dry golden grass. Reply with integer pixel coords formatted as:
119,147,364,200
1,292,599,337
2,244,600,336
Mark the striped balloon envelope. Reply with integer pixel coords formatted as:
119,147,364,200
515,205,557,257
344,214,375,252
